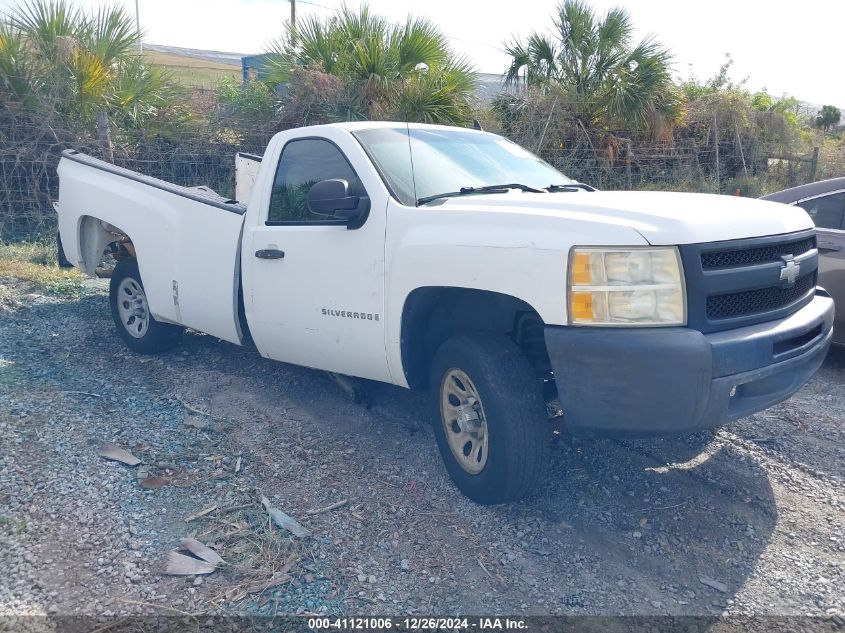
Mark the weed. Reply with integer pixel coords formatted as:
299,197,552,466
0,241,84,298
191,504,307,605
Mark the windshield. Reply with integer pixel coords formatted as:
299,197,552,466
352,126,576,206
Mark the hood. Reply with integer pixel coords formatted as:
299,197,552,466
431,190,813,245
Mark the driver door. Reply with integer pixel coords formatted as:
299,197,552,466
242,134,392,382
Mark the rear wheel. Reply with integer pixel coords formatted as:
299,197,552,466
429,333,549,504
109,258,183,354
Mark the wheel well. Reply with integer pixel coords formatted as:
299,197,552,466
400,287,551,391
78,215,133,274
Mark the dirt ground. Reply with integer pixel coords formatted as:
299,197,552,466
1,277,844,620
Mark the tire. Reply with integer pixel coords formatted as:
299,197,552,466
109,258,183,354
429,333,549,504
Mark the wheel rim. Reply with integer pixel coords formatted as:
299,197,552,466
440,368,489,475
116,277,150,339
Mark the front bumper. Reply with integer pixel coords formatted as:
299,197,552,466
546,292,834,437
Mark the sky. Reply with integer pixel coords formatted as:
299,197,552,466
1,0,842,107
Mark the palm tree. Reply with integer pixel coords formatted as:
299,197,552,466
0,0,182,126
0,20,43,106
504,0,682,135
816,105,841,133
264,4,477,125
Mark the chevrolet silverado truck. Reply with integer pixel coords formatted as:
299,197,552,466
56,122,834,504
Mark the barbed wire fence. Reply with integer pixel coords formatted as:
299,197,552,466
496,94,842,197
0,85,280,240
2,86,844,241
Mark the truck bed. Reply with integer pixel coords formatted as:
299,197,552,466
61,150,247,214
57,150,247,345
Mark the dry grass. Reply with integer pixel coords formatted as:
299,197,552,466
0,241,84,298
144,50,241,88
188,504,306,607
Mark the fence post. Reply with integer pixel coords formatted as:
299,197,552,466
788,153,795,187
691,140,705,190
713,113,720,193
536,95,558,155
809,147,819,181
735,122,748,178
97,110,114,163
625,161,632,190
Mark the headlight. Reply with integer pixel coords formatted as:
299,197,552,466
568,247,686,326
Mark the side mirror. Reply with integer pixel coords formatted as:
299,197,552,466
307,179,369,226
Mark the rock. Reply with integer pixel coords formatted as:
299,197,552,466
699,576,728,593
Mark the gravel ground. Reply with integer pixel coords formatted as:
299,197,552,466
1,277,844,619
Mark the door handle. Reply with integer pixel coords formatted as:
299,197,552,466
255,249,285,259
818,245,841,254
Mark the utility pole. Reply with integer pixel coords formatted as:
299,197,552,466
134,0,142,53
289,0,296,44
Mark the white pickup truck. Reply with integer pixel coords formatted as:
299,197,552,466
57,122,834,504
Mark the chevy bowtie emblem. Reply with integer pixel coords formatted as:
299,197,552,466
779,256,800,286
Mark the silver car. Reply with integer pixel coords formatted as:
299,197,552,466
763,178,845,344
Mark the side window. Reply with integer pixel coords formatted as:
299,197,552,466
798,192,845,230
268,139,364,224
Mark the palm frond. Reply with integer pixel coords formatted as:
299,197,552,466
336,4,384,43
265,2,475,124
347,30,389,84
84,4,138,66
109,56,185,126
388,60,478,125
527,33,558,85
0,21,43,103
292,14,343,74
505,0,676,133
67,46,110,107
264,35,295,85
596,7,631,53
391,16,447,73
591,7,630,82
503,40,529,87
10,0,82,62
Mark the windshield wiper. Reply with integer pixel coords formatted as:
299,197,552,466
417,183,544,206
546,183,597,192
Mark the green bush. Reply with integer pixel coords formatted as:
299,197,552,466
217,76,277,122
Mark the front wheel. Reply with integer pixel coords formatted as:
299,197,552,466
429,334,549,504
109,258,183,354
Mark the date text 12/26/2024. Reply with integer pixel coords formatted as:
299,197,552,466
308,617,527,630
